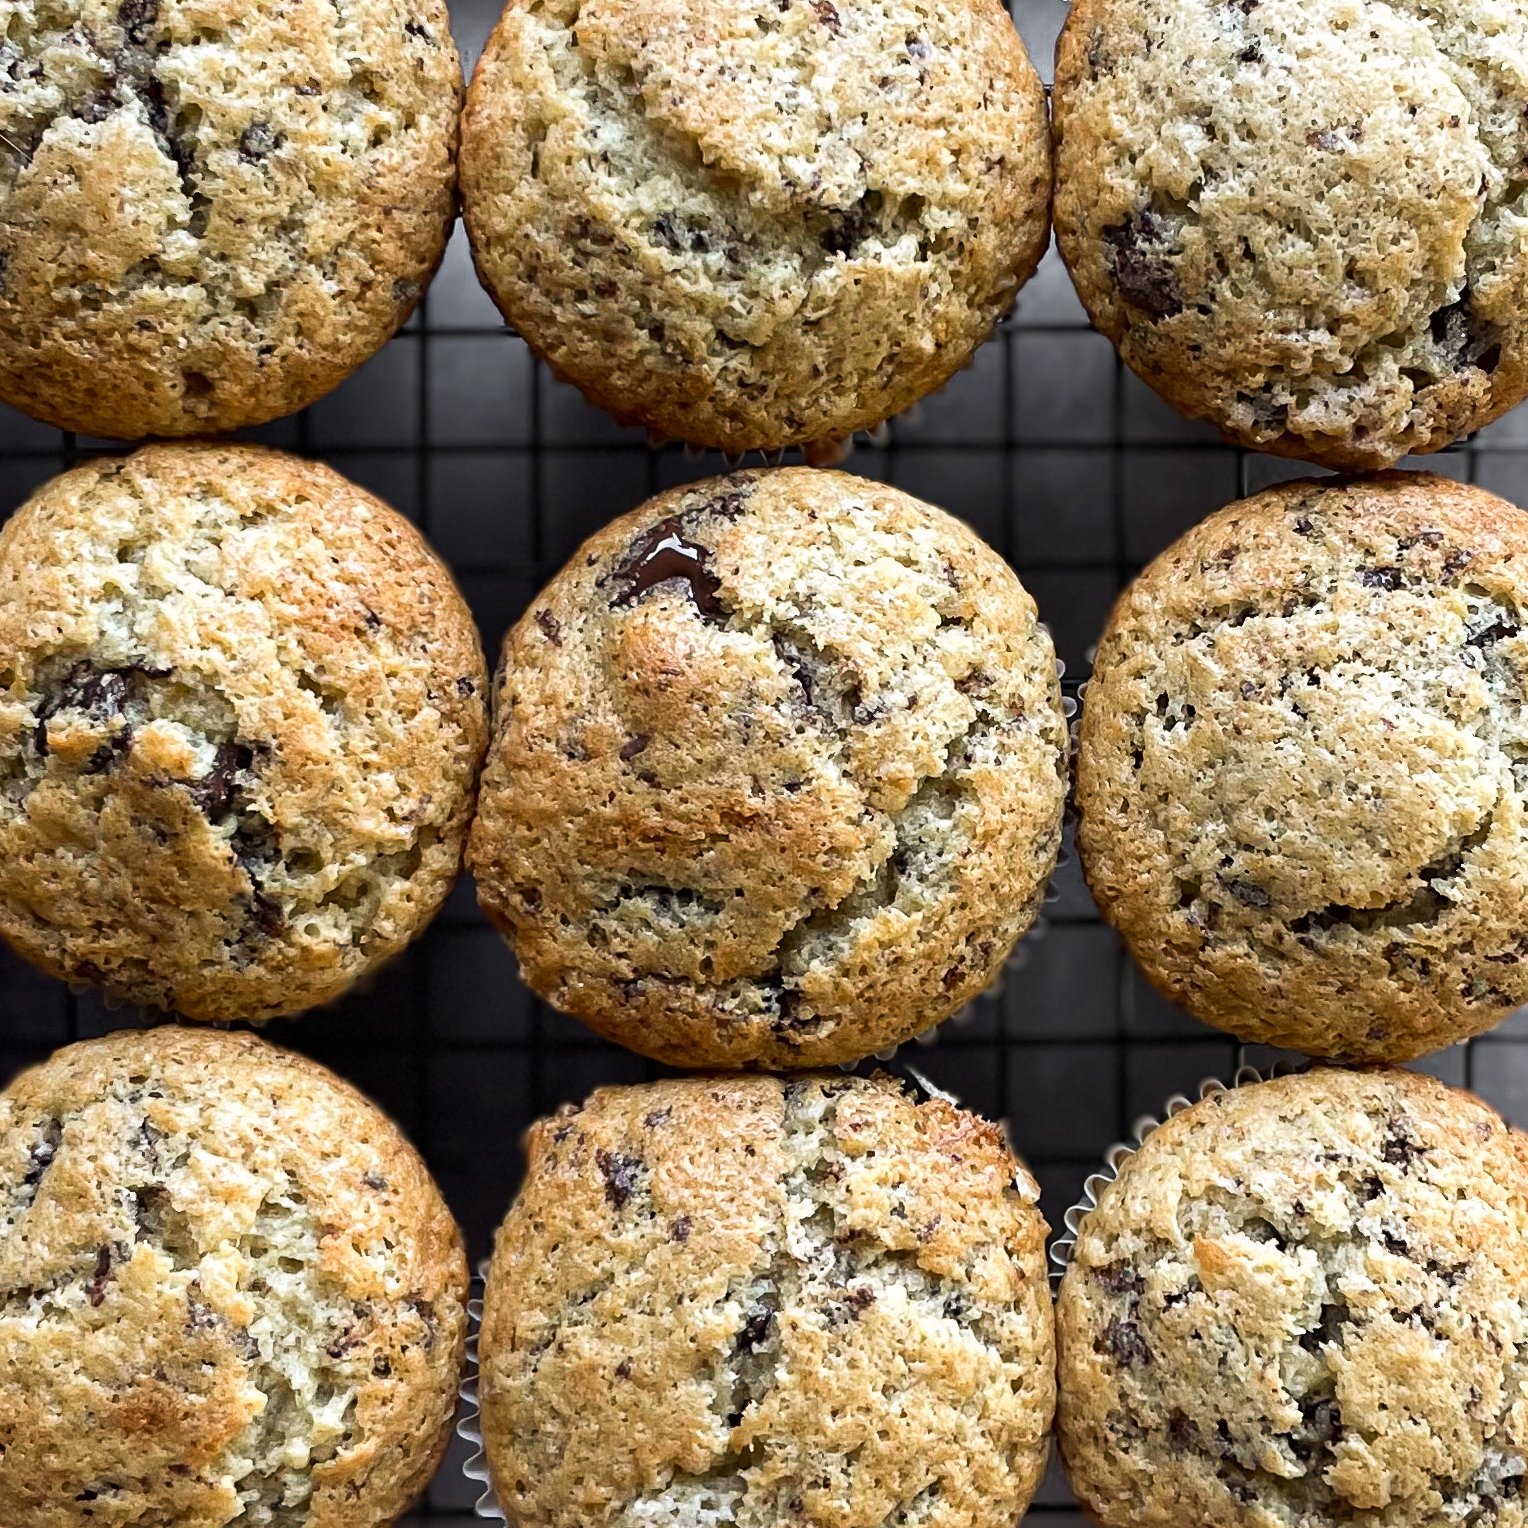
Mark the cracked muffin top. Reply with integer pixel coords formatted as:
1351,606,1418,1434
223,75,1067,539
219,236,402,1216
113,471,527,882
1052,0,1528,469
467,468,1068,1069
1058,1067,1528,1528
0,1025,469,1528
0,0,459,439
480,1072,1055,1528
1077,472,1528,1062
459,0,1050,456
0,442,488,1021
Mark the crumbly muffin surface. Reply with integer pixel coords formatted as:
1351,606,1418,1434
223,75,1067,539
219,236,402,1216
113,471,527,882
468,468,1067,1068
1078,472,1528,1060
0,0,459,439
460,0,1050,454
0,1025,469,1528
1058,1067,1528,1528
1053,0,1528,468
0,443,487,1021
481,1072,1055,1528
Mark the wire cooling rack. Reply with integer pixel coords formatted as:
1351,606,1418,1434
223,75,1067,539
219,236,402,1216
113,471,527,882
4,0,1528,1520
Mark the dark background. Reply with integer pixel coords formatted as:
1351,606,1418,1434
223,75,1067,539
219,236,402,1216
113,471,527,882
3,0,1528,1519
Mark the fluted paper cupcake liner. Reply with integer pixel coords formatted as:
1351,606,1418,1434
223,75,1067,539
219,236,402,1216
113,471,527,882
1048,1059,1300,1285
456,1259,506,1522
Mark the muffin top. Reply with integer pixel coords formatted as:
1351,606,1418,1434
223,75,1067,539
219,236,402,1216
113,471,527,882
0,443,487,1021
468,468,1067,1068
481,1071,1055,1528
1058,1067,1528,1528
460,0,1050,454
1078,472,1528,1061
1053,0,1528,468
0,1025,469,1528
0,0,460,439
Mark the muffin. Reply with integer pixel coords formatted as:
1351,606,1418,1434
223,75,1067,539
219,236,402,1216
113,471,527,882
468,468,1068,1068
1052,0,1528,469
0,0,459,439
479,1072,1055,1528
459,0,1050,456
0,1025,468,1528
1057,1066,1528,1528
0,442,488,1020
1077,472,1528,1062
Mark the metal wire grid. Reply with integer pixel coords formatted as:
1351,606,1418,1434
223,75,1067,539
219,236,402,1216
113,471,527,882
3,0,1528,1519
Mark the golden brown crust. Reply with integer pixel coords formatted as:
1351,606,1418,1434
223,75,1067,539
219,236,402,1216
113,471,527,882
466,467,1067,1068
1057,1067,1528,1528
0,443,488,1021
1053,0,1528,469
481,1072,1055,1528
1077,471,1528,1061
460,0,1049,454
0,0,460,439
0,1025,469,1528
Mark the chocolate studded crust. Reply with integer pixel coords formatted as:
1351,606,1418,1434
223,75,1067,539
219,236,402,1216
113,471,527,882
0,0,460,439
459,0,1050,455
0,1026,469,1528
1058,1068,1528,1528
1077,472,1528,1061
467,468,1068,1068
1053,0,1528,469
481,1072,1055,1528
0,443,488,1021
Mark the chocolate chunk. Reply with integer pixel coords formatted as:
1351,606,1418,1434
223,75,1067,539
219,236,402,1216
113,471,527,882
611,518,722,618
1103,209,1183,319
811,0,841,30
191,741,252,821
736,1306,775,1351
1100,1316,1152,1367
535,609,563,646
670,1214,692,1243
1382,1116,1425,1166
642,1107,671,1128
86,1245,116,1307
1359,567,1403,591
595,1148,642,1208
21,1119,61,1194
117,0,157,43
404,18,432,40
238,121,279,161
619,733,651,762
362,1171,388,1191
614,1357,633,1379
1093,1262,1145,1298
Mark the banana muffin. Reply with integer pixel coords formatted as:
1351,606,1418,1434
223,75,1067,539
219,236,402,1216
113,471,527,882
1077,472,1528,1061
1053,0,1528,468
468,468,1068,1068
1058,1066,1528,1528
0,442,487,1021
479,1072,1055,1528
0,0,459,439
0,1025,469,1528
460,0,1050,456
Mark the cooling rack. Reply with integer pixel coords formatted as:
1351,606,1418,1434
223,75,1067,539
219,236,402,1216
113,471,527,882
2,0,1526,1518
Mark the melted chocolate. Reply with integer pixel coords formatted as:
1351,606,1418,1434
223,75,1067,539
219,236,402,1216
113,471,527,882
611,518,722,617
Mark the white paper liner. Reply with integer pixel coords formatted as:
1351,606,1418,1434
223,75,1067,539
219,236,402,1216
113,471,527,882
456,1258,506,1522
1048,1059,1301,1285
